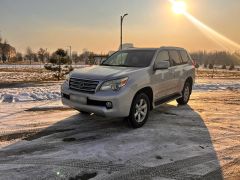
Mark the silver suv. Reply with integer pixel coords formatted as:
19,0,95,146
61,47,195,128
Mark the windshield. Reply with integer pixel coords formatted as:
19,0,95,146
101,50,156,67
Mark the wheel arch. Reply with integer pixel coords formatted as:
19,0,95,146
132,87,154,110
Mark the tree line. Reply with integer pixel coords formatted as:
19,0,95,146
0,35,108,64
190,51,240,67
1,45,107,65
1,34,239,67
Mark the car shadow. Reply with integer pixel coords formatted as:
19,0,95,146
0,103,225,180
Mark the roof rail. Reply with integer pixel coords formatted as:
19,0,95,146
160,46,185,50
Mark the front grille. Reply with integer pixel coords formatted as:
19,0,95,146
69,78,99,94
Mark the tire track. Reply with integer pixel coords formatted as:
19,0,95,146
0,158,135,172
0,145,239,179
0,127,75,142
109,145,240,180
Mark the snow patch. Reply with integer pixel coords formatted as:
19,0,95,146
193,83,240,91
0,85,61,103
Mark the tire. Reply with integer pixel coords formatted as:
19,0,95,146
177,81,191,105
128,93,150,128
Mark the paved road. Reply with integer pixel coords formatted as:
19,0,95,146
0,90,239,179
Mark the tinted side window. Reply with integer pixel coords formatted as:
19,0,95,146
155,50,170,64
169,50,182,66
180,50,190,63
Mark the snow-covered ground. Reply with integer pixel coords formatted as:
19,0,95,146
0,65,88,83
0,90,239,179
0,79,239,103
0,64,87,69
0,84,61,103
0,64,45,69
193,82,240,91
0,71,57,83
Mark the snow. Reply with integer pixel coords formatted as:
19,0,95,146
0,65,88,83
193,82,240,91
0,64,87,69
0,85,61,103
0,81,239,104
0,89,239,179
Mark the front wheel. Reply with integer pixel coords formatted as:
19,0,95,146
177,81,191,105
128,93,150,128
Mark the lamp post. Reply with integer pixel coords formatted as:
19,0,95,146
120,13,128,50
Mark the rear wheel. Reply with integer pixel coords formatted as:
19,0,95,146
128,93,150,128
177,81,191,105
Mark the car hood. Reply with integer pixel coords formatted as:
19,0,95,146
71,65,144,80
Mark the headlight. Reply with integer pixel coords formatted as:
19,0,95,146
100,77,128,91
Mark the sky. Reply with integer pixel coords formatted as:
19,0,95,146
0,0,240,54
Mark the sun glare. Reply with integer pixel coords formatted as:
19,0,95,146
169,0,240,51
172,1,187,14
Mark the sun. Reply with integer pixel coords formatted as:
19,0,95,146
172,1,187,14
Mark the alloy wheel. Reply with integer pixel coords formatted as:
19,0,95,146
134,98,148,123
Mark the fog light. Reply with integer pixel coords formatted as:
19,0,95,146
106,102,113,109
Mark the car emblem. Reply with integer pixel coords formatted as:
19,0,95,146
78,82,85,88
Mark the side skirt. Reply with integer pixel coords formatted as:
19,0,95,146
154,93,182,107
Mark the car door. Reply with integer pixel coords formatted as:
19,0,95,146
152,50,175,100
178,50,192,92
168,50,183,93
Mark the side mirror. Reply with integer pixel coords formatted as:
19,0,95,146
154,61,170,70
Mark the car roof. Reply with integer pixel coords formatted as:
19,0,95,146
120,46,186,51
120,48,158,51
160,46,186,50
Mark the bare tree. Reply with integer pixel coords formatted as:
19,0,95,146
190,51,240,66
38,48,48,63
16,52,23,62
26,47,33,64
71,52,78,64
1,40,10,63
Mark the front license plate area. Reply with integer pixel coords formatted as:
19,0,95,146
70,95,87,105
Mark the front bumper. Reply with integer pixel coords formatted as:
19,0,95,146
61,82,133,117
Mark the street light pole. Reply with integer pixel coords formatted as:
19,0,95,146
120,13,128,50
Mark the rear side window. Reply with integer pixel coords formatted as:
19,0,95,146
155,50,170,64
169,50,182,66
180,50,190,63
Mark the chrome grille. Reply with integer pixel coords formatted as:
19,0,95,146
69,78,99,94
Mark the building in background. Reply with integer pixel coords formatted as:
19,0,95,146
119,43,134,50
